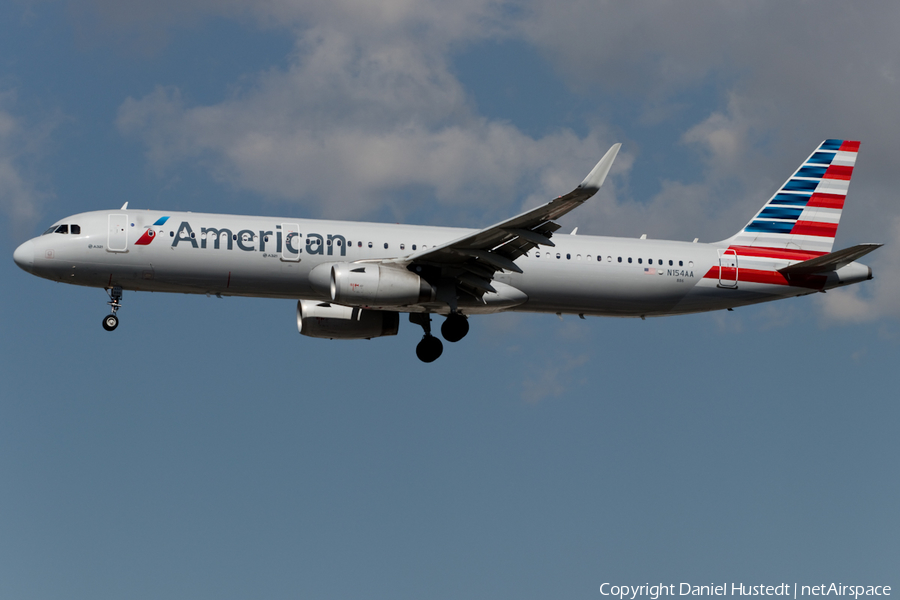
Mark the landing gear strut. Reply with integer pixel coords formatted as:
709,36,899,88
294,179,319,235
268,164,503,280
440,312,469,342
410,313,443,363
102,286,123,331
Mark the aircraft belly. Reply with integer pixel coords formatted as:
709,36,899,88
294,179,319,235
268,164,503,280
28,237,155,289
149,250,316,297
502,262,690,316
669,279,809,314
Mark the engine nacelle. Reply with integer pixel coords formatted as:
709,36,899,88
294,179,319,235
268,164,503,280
296,300,399,340
309,262,435,307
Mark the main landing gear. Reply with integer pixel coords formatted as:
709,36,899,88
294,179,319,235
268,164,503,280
411,313,442,363
102,286,123,331
410,312,470,362
441,312,469,343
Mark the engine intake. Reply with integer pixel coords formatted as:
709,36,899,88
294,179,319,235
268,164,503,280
310,262,435,307
297,300,399,339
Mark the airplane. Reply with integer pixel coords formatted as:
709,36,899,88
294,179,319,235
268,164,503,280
13,139,880,362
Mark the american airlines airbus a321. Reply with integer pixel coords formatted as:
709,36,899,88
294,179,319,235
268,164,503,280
13,140,880,362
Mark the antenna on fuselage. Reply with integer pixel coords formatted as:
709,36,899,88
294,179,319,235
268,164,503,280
120,202,128,210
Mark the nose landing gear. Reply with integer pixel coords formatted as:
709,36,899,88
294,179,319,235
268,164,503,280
102,286,123,331
410,313,443,363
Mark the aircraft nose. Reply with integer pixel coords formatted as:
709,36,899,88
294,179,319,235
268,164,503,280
13,239,35,273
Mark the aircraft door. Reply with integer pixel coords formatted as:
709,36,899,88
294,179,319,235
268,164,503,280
281,223,301,262
717,248,738,288
108,214,128,252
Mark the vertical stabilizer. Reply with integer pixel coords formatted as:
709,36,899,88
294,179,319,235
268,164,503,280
726,139,860,255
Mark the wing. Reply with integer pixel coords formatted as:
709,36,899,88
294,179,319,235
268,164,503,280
386,144,621,299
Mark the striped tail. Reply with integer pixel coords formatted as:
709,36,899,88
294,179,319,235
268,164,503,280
726,139,859,256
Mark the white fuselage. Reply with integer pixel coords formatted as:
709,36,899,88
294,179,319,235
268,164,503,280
14,209,872,318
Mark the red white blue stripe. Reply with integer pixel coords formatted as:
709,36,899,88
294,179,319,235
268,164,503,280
728,139,859,255
705,140,860,288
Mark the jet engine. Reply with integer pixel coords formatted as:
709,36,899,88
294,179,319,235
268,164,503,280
296,300,399,340
309,262,435,307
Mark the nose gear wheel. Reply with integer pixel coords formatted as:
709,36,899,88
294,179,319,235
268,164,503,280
103,286,123,331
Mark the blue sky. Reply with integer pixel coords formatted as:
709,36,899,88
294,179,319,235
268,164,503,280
1,2,898,599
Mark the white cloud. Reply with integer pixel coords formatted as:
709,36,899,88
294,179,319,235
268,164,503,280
564,95,771,243
0,92,56,232
818,216,900,323
116,20,617,221
520,1,900,227
521,352,589,404
75,0,503,54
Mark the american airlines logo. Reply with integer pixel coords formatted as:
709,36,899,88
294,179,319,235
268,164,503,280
168,221,348,257
134,216,170,245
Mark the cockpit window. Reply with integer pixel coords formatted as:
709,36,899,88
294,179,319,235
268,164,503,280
41,223,80,235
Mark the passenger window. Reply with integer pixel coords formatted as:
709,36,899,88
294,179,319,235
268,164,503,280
627,257,632,263
412,244,417,251
556,253,561,259
638,258,642,264
400,244,405,250
566,254,571,260
618,257,622,263
368,242,373,248
358,241,362,247
535,252,540,258
170,231,174,237
587,255,591,261
679,260,683,266
55,224,69,234
669,260,673,266
384,243,389,249
608,256,612,262
71,224,81,235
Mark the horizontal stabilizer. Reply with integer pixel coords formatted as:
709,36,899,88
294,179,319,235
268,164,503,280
778,243,882,276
